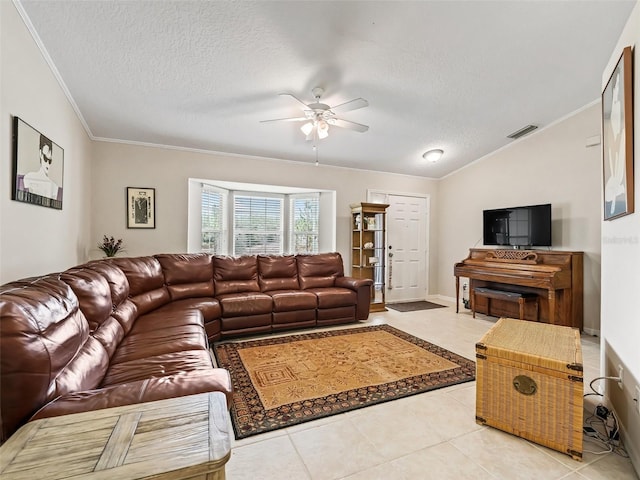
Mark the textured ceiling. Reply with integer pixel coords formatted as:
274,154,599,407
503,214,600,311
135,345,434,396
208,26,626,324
17,0,636,178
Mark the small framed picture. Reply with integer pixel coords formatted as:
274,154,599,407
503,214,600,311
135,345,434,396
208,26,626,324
126,187,155,229
12,117,64,210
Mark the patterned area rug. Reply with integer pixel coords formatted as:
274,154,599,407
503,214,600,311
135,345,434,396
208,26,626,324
387,301,447,312
213,324,475,439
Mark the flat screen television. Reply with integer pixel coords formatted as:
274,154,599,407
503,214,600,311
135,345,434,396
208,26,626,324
483,203,552,248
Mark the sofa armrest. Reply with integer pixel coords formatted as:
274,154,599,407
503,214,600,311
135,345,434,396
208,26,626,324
30,369,233,421
335,276,373,320
335,276,371,290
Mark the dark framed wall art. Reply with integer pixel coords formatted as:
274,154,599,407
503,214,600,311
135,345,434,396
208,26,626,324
602,46,634,221
12,116,64,210
127,187,156,228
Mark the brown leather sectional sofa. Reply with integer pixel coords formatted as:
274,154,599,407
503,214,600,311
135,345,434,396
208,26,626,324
0,252,372,443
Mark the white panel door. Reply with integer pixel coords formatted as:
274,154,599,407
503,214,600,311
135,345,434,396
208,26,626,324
386,194,428,303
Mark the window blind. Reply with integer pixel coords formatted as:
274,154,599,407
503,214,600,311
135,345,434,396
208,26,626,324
201,186,225,253
290,195,319,254
233,195,283,255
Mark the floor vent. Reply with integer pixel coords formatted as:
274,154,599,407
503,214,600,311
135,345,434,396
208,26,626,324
507,124,538,139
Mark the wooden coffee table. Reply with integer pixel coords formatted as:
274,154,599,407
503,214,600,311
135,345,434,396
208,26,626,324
0,392,231,479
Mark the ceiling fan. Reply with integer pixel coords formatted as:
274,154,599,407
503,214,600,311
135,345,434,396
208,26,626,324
260,87,369,141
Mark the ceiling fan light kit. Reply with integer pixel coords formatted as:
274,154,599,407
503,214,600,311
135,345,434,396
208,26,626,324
423,149,444,163
317,120,329,139
300,122,314,136
261,87,369,142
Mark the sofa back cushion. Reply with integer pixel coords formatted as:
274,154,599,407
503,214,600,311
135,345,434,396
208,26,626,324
257,255,300,292
112,256,170,315
83,260,137,336
297,252,344,289
156,253,214,300
0,276,108,443
60,268,113,332
213,256,260,295
61,267,125,358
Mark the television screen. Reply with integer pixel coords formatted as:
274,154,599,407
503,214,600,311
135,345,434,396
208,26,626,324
483,204,551,247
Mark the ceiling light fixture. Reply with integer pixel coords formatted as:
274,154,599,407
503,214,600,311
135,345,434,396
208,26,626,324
300,122,314,136
301,118,330,140
317,120,329,139
423,149,444,163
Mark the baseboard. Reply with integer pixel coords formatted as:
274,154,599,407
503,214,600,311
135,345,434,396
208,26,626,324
604,343,640,476
583,327,600,337
612,407,640,477
433,294,457,304
434,294,473,313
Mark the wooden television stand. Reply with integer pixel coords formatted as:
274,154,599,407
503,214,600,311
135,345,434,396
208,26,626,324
454,248,583,330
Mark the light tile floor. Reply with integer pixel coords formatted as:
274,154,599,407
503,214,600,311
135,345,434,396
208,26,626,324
222,301,638,480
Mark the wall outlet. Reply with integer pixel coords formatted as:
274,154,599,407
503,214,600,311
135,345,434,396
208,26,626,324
635,386,640,415
618,365,624,389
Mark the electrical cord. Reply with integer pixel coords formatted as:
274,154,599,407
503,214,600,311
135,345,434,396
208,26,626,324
583,405,628,457
584,376,622,398
582,376,629,457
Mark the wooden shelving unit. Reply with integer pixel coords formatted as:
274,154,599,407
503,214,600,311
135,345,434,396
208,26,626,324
350,202,389,312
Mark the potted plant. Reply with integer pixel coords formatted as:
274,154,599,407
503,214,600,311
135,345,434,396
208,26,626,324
98,235,124,257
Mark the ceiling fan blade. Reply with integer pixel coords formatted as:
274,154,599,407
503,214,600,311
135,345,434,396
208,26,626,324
279,93,311,112
260,116,308,123
330,98,368,114
329,118,369,133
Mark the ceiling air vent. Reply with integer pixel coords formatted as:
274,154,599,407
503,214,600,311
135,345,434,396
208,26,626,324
507,124,538,139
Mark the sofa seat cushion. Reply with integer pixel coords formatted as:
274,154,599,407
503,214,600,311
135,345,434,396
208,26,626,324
150,300,221,341
268,290,317,312
217,292,273,317
309,288,358,308
130,308,205,334
155,297,221,322
31,369,233,421
101,350,214,386
136,308,205,329
110,325,208,365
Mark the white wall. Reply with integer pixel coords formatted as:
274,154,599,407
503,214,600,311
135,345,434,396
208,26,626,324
600,1,640,472
437,104,603,333
0,2,93,284
90,141,439,281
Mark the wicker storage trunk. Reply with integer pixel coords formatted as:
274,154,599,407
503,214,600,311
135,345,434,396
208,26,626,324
476,318,583,460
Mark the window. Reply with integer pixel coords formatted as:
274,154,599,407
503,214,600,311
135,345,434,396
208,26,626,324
191,180,331,255
201,186,226,253
290,195,319,254
233,195,283,255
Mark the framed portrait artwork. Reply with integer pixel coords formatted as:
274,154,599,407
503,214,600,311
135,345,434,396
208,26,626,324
602,46,634,221
11,117,64,210
126,187,156,228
